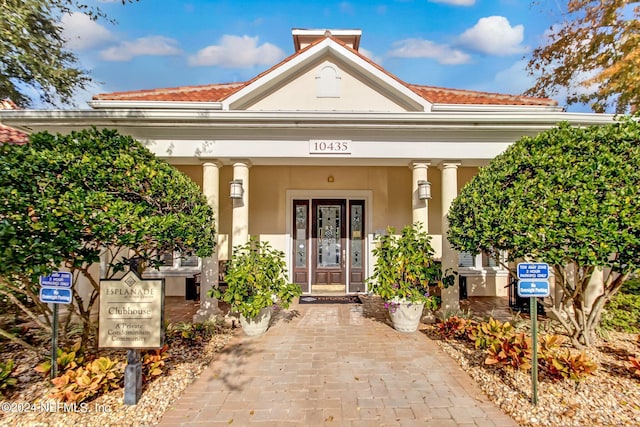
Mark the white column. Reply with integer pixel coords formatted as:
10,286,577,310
411,161,430,231
440,161,461,313
232,160,251,247
194,160,222,322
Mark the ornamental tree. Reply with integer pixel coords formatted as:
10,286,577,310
447,118,640,348
526,1,640,113
1,0,136,107
0,128,216,349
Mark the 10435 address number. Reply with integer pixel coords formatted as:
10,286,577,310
309,140,351,154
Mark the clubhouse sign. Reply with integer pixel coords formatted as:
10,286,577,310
99,270,164,349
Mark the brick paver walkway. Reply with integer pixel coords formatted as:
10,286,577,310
158,302,518,426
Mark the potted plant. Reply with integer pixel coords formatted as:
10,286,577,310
208,237,302,336
368,223,455,332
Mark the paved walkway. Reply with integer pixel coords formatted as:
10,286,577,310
158,301,519,426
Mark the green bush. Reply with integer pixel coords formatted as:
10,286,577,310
601,293,640,333
622,278,640,295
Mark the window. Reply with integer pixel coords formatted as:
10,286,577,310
156,251,201,269
458,251,502,268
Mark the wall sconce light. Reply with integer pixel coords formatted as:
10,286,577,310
417,180,431,200
229,179,243,199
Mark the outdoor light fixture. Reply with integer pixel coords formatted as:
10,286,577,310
229,179,243,199
417,180,431,200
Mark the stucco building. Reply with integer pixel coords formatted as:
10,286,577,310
0,28,614,312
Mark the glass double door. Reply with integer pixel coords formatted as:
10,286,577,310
292,199,365,293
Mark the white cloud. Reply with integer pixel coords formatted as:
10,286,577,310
100,36,182,61
358,47,383,65
458,16,528,55
428,0,475,5
61,12,114,50
188,35,285,68
387,39,471,65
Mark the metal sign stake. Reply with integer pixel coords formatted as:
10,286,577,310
51,304,58,380
531,297,538,405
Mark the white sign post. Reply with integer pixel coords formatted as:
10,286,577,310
517,262,550,406
39,271,73,379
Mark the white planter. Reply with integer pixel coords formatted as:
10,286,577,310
239,306,272,336
388,301,425,333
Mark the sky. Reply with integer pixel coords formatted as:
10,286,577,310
57,0,583,111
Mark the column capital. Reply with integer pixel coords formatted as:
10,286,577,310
231,159,252,168
409,161,431,170
438,161,462,170
201,160,223,168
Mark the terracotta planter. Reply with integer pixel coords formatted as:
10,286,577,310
239,306,272,336
388,301,424,333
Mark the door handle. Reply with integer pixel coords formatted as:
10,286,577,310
342,249,346,269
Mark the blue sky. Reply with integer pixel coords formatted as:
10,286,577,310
59,0,580,110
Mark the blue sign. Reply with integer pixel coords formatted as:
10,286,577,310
39,287,72,304
517,280,550,298
517,263,549,279
40,271,72,288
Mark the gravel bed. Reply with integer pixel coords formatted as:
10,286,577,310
2,313,639,426
424,324,640,427
0,330,234,427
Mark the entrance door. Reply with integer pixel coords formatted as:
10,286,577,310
292,198,366,293
312,199,346,285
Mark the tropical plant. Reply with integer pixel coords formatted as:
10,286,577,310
35,341,85,377
166,321,219,344
49,356,123,403
485,333,533,371
142,344,169,383
0,128,216,350
436,316,471,340
368,223,455,309
467,317,514,350
448,118,640,348
542,350,598,383
209,237,302,319
0,360,17,398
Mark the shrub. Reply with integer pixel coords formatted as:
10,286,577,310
142,344,169,383
467,317,514,350
485,333,532,371
436,316,470,340
35,341,85,377
209,238,302,319
601,293,640,333
50,357,123,403
542,350,598,383
0,360,17,398
166,321,219,344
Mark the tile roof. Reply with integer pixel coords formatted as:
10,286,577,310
0,100,28,144
93,35,557,108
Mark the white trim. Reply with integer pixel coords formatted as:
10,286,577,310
88,100,223,110
431,103,564,113
286,189,373,294
0,109,617,133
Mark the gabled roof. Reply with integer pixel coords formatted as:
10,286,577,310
0,100,28,144
91,31,557,109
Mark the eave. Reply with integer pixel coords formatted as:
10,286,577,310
0,109,616,136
